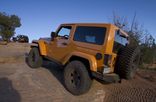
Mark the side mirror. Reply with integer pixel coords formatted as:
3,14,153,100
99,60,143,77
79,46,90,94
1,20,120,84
51,32,56,41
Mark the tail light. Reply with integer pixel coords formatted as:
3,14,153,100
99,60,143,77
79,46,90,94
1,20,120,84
104,54,112,66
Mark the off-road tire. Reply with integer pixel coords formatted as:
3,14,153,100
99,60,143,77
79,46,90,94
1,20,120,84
64,61,92,95
27,47,43,68
115,46,140,79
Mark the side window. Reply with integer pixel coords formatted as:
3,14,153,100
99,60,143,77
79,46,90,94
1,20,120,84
57,26,72,39
115,31,128,46
73,26,106,45
115,32,121,43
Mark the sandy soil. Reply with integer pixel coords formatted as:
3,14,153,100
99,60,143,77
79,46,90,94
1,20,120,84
0,43,156,102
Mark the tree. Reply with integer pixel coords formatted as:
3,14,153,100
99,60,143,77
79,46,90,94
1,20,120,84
0,12,21,41
112,12,156,66
113,12,128,31
112,12,147,46
140,35,156,64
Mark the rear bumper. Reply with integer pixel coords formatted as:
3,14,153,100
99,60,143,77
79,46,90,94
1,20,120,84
92,71,120,83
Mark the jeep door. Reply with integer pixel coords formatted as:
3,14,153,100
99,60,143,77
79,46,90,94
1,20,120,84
47,25,74,62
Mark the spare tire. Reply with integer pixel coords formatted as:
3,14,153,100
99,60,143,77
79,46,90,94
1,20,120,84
115,46,140,79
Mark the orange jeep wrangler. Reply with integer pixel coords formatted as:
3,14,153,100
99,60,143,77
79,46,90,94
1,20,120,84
27,23,140,95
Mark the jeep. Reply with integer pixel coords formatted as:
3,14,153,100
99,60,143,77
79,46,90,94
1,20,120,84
13,35,29,43
27,23,140,95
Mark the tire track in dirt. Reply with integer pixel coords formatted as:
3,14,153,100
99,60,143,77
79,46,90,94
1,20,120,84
102,77,156,102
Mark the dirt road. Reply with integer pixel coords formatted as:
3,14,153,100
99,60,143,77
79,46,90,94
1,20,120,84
0,43,156,102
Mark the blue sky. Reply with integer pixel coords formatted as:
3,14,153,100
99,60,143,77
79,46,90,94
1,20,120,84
0,0,156,42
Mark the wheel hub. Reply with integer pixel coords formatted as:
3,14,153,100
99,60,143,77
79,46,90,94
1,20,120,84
70,70,81,87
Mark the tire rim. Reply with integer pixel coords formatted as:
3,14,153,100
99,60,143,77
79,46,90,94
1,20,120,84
70,69,81,88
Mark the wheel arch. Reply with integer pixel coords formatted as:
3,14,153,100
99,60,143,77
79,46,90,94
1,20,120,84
30,40,47,56
63,52,97,72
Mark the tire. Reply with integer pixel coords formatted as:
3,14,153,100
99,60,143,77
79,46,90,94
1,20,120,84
27,47,43,68
115,46,140,79
64,61,92,95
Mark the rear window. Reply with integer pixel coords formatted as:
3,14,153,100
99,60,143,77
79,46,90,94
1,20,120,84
115,31,128,46
73,26,106,45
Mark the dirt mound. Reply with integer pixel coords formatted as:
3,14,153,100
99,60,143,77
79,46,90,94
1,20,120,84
0,56,24,63
0,42,30,63
0,41,7,45
0,43,156,102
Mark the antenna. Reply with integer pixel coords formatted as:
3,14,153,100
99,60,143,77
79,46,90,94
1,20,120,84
131,12,136,32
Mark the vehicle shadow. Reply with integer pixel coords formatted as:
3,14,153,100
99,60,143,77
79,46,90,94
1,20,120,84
25,54,64,85
25,55,118,87
0,77,21,102
41,60,116,85
25,55,67,92
42,60,65,85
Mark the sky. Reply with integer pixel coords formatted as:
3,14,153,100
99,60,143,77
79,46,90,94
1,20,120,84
0,0,156,42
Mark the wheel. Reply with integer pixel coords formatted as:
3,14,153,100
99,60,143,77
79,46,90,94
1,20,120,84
115,46,140,79
27,47,43,68
64,61,92,95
